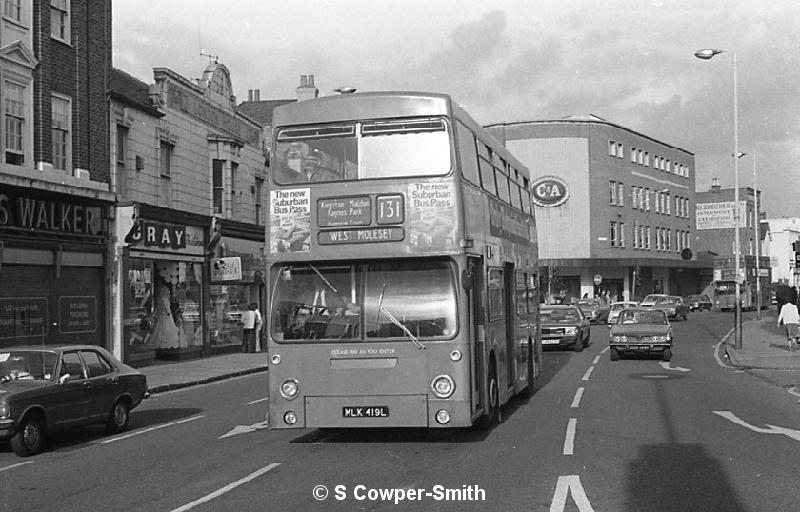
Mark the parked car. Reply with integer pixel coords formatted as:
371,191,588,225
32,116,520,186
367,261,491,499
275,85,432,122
639,294,669,308
0,345,149,457
609,308,673,361
607,301,639,325
686,294,712,312
540,305,591,351
576,298,611,324
652,295,689,320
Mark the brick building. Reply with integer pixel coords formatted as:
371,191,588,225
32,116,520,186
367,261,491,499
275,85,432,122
1,1,114,348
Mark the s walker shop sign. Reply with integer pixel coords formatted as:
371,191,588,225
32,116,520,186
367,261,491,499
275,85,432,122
531,176,569,207
0,191,103,236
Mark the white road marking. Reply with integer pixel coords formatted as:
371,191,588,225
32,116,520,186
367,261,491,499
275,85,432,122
658,361,690,372
592,355,600,365
550,474,595,512
600,347,609,354
220,413,270,439
170,463,281,512
581,367,594,381
713,411,800,442
0,461,34,473
247,397,269,405
100,415,205,444
570,387,585,408
641,375,670,379
714,329,735,367
563,418,577,455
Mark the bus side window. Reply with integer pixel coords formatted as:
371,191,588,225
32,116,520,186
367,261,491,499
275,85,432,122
456,121,480,186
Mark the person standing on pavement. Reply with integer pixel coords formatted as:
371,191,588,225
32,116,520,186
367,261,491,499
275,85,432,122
777,300,800,351
241,303,263,353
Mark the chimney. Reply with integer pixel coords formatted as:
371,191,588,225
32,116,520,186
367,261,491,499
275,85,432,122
711,177,720,193
296,74,319,101
247,89,261,102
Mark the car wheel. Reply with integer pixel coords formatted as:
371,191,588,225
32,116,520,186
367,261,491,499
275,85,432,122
475,361,500,430
10,415,45,457
610,348,619,361
573,337,584,352
106,399,131,434
663,349,672,362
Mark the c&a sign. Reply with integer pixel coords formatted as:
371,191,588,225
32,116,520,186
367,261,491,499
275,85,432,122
531,176,569,207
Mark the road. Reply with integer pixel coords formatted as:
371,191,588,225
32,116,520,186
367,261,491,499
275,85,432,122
2,311,800,511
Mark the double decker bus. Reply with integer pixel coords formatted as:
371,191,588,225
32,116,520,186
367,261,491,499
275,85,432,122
265,91,540,429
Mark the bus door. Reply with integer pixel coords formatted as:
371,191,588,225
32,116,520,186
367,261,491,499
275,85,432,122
504,263,516,389
466,257,485,413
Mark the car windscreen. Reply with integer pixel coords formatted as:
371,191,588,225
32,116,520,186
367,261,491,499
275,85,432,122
618,311,668,325
0,350,58,381
540,308,580,323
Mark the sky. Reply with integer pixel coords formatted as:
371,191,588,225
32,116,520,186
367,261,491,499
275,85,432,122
113,0,800,218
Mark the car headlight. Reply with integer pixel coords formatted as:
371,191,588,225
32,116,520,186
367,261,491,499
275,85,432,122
280,378,299,400
564,327,577,335
0,402,9,419
431,375,455,399
650,335,670,343
611,335,628,343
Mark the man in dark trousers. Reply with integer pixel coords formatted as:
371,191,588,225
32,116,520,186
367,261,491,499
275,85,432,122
241,303,262,353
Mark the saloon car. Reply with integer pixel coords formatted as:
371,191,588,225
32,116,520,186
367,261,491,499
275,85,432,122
540,305,591,351
639,294,689,320
576,298,611,324
609,308,673,361
606,301,639,325
0,345,149,456
686,294,713,312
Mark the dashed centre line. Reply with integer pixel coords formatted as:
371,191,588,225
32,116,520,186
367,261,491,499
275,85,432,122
563,418,577,455
570,387,585,408
170,463,281,512
581,366,594,381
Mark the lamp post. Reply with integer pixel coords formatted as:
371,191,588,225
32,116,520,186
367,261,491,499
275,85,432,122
695,48,743,348
752,153,761,320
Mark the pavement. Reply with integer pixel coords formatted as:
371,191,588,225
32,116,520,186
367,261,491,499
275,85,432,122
140,352,270,394
136,310,800,395
723,308,800,389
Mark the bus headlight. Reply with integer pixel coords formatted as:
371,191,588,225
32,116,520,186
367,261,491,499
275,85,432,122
431,375,455,398
435,409,451,424
280,378,299,400
283,411,297,425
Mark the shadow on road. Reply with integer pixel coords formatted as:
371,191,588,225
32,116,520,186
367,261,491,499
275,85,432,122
624,443,746,512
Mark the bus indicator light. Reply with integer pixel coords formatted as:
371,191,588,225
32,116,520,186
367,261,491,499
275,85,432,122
431,375,455,398
449,349,462,362
435,410,451,424
280,379,300,400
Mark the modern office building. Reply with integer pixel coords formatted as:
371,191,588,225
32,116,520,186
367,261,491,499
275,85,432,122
486,115,709,302
1,1,114,348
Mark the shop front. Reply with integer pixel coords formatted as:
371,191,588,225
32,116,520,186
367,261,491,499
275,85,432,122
119,208,206,366
0,186,111,349
208,228,266,355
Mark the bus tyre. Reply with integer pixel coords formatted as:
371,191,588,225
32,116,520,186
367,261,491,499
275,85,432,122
610,348,619,361
520,340,535,400
476,362,500,430
662,349,672,362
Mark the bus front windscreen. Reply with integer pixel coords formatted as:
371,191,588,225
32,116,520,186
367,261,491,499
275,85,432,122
273,117,451,184
271,260,457,342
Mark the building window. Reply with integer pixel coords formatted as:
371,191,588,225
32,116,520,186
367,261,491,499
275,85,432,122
4,0,21,21
212,159,224,215
255,176,264,224
617,142,623,157
637,149,644,165
51,95,71,171
159,141,172,178
619,222,625,247
609,141,617,157
4,81,24,165
230,161,238,217
632,186,639,209
617,183,624,206
631,147,637,163
609,181,617,205
644,152,649,166
50,0,70,43
610,222,617,247
646,226,651,250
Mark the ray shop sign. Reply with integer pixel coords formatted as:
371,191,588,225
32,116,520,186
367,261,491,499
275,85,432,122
531,176,569,207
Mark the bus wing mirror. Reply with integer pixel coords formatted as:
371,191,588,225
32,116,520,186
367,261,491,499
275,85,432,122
462,269,474,290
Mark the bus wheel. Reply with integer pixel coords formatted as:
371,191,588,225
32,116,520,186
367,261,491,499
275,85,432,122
520,340,535,400
475,361,500,430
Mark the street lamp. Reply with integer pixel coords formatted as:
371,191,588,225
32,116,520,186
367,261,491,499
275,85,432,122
751,153,761,320
695,48,743,348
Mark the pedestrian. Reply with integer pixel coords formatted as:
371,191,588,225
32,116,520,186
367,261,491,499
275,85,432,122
777,300,800,352
241,303,263,353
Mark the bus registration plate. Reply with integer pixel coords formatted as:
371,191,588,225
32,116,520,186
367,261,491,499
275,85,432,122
342,406,389,418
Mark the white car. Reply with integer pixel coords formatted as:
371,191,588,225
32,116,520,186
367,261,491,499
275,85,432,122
607,301,639,325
